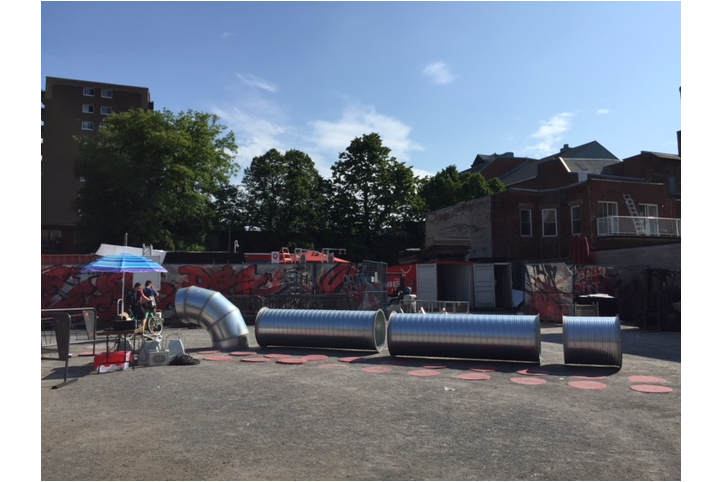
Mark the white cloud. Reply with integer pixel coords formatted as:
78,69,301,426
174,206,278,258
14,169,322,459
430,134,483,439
211,103,289,175
422,61,456,85
235,73,277,93
308,102,424,176
221,32,235,39
596,108,610,115
524,112,574,158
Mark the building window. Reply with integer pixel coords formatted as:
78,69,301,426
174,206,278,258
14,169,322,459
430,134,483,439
82,104,94,114
640,203,659,235
101,89,113,98
100,106,112,115
598,201,618,218
81,121,94,131
542,209,557,237
571,205,582,235
520,209,532,236
83,87,95,96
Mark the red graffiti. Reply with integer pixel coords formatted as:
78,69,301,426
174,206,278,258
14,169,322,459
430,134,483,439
318,264,359,294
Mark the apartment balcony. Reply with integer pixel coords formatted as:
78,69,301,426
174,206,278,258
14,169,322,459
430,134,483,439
597,216,681,238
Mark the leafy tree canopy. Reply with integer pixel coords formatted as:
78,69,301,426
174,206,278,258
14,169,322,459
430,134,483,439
74,108,238,251
418,165,506,212
329,133,419,256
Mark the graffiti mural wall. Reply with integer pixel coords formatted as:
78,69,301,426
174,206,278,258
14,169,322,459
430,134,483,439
524,262,646,323
42,262,385,323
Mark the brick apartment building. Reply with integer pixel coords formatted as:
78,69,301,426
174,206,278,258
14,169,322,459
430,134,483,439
423,140,681,277
41,77,153,253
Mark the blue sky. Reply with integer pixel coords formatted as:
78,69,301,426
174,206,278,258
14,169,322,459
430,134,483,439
41,1,681,181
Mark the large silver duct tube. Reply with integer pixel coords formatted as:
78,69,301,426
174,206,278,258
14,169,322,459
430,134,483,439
388,313,541,363
254,307,386,352
175,286,250,350
563,316,622,368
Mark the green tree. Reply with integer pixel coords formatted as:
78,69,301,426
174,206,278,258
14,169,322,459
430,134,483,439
74,108,238,250
329,133,419,260
240,148,325,246
212,182,246,250
418,165,505,212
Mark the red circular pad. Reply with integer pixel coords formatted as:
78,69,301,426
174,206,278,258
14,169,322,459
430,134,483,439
627,376,668,384
568,380,608,390
510,377,547,385
240,357,272,363
198,350,221,355
230,351,256,356
277,357,307,365
408,369,441,377
457,373,491,380
264,354,294,359
517,368,549,376
203,356,233,362
423,365,448,369
303,354,329,361
630,384,673,394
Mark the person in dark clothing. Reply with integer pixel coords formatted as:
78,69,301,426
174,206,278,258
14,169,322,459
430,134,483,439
130,282,152,329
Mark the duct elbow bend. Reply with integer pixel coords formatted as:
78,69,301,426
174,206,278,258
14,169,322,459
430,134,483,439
175,286,250,351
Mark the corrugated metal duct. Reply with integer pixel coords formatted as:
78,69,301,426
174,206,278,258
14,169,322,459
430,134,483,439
563,316,623,368
388,313,541,363
254,307,387,352
175,286,250,351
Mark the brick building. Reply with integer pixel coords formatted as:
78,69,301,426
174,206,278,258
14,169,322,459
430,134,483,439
41,77,153,253
423,140,681,276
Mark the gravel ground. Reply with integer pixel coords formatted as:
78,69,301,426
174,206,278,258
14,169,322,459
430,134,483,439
41,322,681,481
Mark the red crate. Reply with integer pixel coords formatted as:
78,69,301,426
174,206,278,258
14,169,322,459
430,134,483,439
94,351,132,372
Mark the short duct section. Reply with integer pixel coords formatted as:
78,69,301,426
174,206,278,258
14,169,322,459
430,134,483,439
563,316,622,368
174,286,250,351
254,307,386,353
388,313,541,363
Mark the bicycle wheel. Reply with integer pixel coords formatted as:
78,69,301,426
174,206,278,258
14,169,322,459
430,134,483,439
147,312,163,335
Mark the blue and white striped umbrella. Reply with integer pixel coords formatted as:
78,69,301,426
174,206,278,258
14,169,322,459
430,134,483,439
82,253,167,274
82,253,167,313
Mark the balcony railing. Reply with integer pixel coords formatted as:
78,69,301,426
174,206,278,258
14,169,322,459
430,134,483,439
597,216,681,237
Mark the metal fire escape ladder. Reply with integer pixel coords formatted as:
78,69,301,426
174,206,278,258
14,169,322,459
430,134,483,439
623,194,647,235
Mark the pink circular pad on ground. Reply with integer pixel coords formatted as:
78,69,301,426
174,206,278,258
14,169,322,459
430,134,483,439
467,365,498,372
510,377,547,385
230,351,256,356
630,384,673,394
568,380,608,390
457,373,492,381
277,357,307,365
338,356,364,363
203,355,233,362
240,357,272,363
423,365,448,369
303,354,329,361
264,354,294,359
408,369,441,377
362,367,392,373
627,376,668,384
517,368,549,376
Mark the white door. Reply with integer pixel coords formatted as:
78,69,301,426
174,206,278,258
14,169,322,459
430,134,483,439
416,264,438,301
474,264,495,308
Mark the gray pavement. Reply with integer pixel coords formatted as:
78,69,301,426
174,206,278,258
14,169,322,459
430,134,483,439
41,322,681,481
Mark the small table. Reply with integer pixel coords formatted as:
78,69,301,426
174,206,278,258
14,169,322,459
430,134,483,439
95,328,142,370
